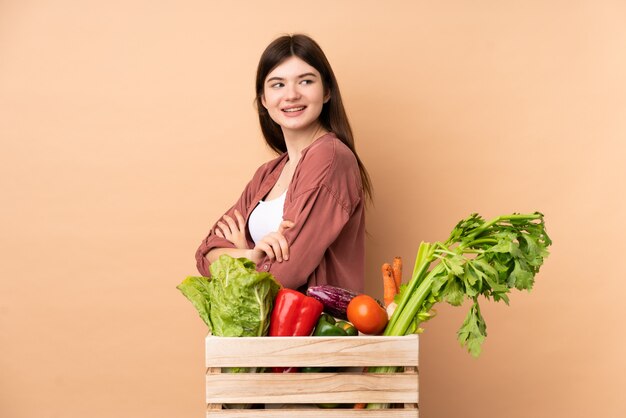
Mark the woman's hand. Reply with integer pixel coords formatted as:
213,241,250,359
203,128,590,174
215,209,248,249
250,220,295,264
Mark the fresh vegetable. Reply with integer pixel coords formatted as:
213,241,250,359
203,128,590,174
384,212,551,354
346,294,389,335
314,314,347,336
312,313,357,337
317,401,341,409
306,285,360,320
382,263,396,307
177,255,280,337
392,256,403,291
336,320,359,336
269,288,324,373
269,288,324,337
177,254,281,409
366,212,551,409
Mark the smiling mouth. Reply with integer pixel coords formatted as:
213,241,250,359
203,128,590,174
282,106,306,113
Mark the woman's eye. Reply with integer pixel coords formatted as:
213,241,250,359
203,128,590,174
300,79,313,85
271,82,284,88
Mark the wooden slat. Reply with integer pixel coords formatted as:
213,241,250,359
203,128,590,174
206,367,222,410
403,366,419,409
206,372,418,404
206,408,418,418
205,335,419,368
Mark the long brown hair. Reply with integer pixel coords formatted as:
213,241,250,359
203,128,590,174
255,34,373,202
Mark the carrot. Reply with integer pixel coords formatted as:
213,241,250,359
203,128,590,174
392,256,403,292
382,263,396,307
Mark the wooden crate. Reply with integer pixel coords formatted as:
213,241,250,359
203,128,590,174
205,334,419,417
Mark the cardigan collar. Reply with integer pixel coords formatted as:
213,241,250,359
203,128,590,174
251,132,335,205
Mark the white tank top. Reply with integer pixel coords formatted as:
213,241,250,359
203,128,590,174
248,191,287,245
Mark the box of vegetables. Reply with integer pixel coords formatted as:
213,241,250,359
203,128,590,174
178,212,551,417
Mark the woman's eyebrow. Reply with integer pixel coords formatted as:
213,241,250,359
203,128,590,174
266,73,318,83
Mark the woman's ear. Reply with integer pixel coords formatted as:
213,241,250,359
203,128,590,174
323,90,331,103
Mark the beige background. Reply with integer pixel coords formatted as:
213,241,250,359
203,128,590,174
1,1,625,417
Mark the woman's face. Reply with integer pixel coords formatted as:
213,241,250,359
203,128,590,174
261,56,329,135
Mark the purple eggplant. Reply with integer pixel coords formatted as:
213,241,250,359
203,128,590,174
306,285,360,320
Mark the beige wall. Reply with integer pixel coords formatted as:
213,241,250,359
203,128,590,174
1,1,625,417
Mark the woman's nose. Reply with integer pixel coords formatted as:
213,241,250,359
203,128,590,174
284,83,301,100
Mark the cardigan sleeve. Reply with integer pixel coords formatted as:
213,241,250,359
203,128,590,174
194,165,268,276
195,216,238,277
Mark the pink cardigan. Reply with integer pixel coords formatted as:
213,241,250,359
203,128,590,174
195,133,365,292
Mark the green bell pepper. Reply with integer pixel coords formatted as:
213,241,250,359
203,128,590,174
312,313,357,336
336,320,358,336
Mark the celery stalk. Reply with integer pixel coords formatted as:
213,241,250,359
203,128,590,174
365,212,551,410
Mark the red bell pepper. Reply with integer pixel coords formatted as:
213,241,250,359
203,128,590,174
269,288,324,372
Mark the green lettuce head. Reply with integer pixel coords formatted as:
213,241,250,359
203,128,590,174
177,255,281,337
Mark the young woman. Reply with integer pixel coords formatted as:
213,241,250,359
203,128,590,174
195,34,372,292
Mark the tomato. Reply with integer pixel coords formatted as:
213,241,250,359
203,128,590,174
346,294,388,335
